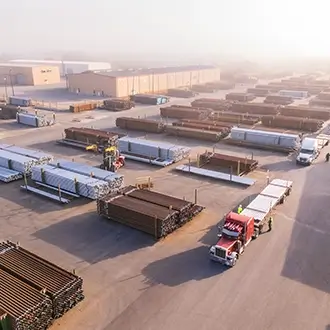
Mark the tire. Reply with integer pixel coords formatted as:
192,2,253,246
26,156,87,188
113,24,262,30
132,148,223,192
231,257,237,267
254,229,260,239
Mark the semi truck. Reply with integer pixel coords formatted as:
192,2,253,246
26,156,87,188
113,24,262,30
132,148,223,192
296,135,329,165
209,179,293,267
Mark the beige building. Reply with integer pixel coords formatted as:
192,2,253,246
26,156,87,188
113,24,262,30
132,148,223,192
67,65,221,98
0,64,61,86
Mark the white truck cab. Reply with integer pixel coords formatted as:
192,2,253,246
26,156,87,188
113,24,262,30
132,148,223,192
296,138,318,165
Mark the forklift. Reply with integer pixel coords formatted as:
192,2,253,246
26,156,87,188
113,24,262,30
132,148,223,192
86,140,125,172
101,146,125,172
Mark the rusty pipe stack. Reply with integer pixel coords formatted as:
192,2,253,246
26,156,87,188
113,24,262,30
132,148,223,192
230,102,280,115
280,106,330,120
205,81,235,90
191,98,233,111
64,127,122,145
0,104,20,119
103,99,134,111
225,93,255,102
200,152,258,174
208,112,260,125
69,102,97,113
0,268,53,330
97,187,204,239
116,117,165,133
264,95,294,105
166,125,227,142
309,98,330,107
191,84,216,93
172,119,231,133
0,241,84,328
160,106,209,120
261,115,323,132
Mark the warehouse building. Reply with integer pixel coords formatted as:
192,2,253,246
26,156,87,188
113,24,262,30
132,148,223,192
9,60,111,77
67,65,221,98
0,63,61,86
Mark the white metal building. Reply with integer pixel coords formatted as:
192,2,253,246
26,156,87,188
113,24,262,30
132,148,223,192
9,60,111,77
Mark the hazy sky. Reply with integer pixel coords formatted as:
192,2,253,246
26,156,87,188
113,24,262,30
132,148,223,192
2,0,330,58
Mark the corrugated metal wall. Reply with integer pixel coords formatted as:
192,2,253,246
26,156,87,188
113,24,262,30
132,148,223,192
68,67,221,98
68,72,117,97
116,68,221,97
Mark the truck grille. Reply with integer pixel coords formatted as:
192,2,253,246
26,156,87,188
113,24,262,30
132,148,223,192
215,247,226,259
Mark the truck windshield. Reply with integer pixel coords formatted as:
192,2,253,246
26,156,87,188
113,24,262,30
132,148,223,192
222,228,239,239
300,149,313,154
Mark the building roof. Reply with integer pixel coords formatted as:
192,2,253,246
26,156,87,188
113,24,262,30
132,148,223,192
91,64,217,78
10,59,111,66
0,63,56,68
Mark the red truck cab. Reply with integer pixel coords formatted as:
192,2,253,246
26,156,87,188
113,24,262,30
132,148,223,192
209,212,255,266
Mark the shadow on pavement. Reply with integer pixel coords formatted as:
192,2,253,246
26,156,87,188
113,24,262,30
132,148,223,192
281,163,330,293
0,181,65,214
259,159,299,172
33,211,154,264
142,246,227,287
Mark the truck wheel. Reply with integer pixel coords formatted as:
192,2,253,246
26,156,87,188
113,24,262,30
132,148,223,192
231,257,237,267
254,229,260,239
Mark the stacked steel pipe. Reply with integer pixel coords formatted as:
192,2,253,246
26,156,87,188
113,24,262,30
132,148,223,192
0,104,20,119
208,112,260,125
0,268,53,330
172,120,231,133
131,94,169,105
280,106,330,120
309,98,330,107
31,164,114,199
314,92,330,101
191,98,233,111
230,102,280,115
167,89,197,98
69,103,97,113
118,137,190,164
0,150,49,175
0,241,84,327
160,106,209,120
0,167,23,182
166,126,226,142
179,118,232,128
199,152,258,174
261,115,323,132
97,187,204,239
255,84,281,93
103,99,134,111
49,159,124,188
116,117,165,133
63,127,122,146
264,95,293,105
225,93,255,102
191,84,216,93
246,88,270,97
205,81,235,90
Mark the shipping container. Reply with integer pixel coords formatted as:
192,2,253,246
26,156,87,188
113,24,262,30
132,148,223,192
9,96,31,107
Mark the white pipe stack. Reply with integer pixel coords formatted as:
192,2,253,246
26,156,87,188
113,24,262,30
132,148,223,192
118,137,190,162
31,165,112,199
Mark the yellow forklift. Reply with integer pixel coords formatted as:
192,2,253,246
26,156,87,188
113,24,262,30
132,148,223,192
86,143,125,172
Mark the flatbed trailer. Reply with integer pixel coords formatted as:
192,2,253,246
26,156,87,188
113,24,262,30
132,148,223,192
240,178,293,236
209,178,293,266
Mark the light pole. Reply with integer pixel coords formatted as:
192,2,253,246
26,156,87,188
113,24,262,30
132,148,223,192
4,77,8,101
9,69,14,96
